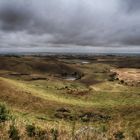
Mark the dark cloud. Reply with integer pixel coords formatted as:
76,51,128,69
122,0,140,12
0,0,140,53
0,1,33,31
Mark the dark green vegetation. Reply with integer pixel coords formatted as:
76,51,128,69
0,55,140,139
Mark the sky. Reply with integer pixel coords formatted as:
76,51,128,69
0,0,140,54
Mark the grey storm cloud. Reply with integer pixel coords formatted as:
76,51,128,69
122,0,140,12
0,0,140,52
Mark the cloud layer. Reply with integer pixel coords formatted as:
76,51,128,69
0,0,140,53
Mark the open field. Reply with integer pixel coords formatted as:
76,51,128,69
0,55,140,139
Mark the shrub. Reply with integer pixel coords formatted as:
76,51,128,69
114,131,125,140
0,103,10,123
51,128,58,140
26,124,48,139
36,128,48,140
8,124,20,140
26,124,36,137
120,80,124,84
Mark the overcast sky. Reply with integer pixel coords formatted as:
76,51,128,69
0,0,140,53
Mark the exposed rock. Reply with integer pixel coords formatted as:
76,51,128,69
79,112,111,122
56,107,71,113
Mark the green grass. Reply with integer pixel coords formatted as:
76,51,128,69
1,76,140,109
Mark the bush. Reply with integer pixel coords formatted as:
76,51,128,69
0,103,10,123
36,128,48,140
26,124,48,139
26,124,36,137
120,80,124,84
51,128,58,140
8,124,20,140
114,131,125,140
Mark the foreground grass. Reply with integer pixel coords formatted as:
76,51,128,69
0,102,140,140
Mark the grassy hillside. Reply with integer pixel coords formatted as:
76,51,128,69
0,55,140,139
